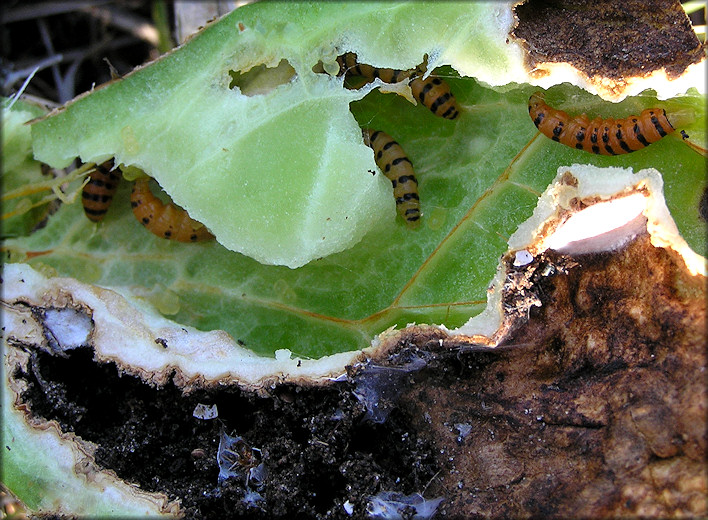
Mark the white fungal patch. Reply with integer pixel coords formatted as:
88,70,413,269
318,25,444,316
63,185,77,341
242,488,265,508
351,354,427,424
366,491,443,520
217,431,248,483
217,430,265,490
343,500,355,515
192,403,218,420
513,250,534,266
43,308,93,352
454,422,473,439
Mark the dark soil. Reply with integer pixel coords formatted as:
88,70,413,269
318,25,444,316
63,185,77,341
513,0,705,81
17,345,443,519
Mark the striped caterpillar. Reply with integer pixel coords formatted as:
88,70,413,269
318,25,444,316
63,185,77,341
130,178,214,242
363,128,421,227
337,52,460,120
337,52,413,84
81,161,213,242
81,160,121,222
409,75,460,120
528,91,676,155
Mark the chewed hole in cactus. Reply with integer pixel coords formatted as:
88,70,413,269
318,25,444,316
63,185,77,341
227,59,296,96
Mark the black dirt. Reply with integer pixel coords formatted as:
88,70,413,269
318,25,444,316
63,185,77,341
17,346,441,519
512,0,705,81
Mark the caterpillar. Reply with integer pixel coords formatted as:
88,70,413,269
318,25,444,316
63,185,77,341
363,128,421,227
81,160,121,222
409,75,460,120
337,52,460,120
528,91,675,155
337,52,413,84
130,177,214,242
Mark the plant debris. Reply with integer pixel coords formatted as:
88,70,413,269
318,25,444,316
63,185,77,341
431,232,707,517
512,0,705,82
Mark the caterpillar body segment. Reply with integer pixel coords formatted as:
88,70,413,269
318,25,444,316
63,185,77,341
363,128,421,228
81,160,121,222
80,161,213,243
528,92,675,155
130,178,214,242
337,52,460,120
336,52,414,84
409,75,460,120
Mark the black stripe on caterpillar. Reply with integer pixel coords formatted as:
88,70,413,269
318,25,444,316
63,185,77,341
528,91,675,155
363,128,421,228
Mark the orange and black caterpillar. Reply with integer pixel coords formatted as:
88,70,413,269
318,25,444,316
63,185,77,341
81,160,121,222
528,91,675,155
337,52,413,84
337,52,460,120
363,128,420,227
130,178,214,242
409,74,460,120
